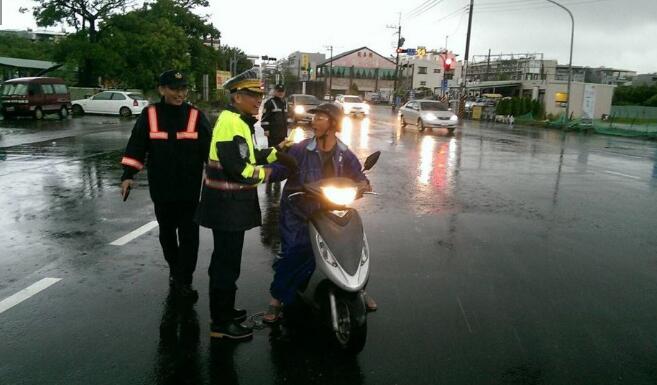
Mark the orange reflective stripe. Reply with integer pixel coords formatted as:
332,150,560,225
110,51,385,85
176,132,198,139
176,108,199,140
186,108,199,133
149,132,169,139
147,106,168,140
121,156,144,170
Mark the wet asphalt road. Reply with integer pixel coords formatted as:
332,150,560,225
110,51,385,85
1,106,657,385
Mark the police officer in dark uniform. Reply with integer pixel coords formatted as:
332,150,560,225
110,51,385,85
195,69,297,340
120,70,211,302
261,84,288,148
261,84,288,193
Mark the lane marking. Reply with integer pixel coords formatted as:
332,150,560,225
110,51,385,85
0,278,62,315
110,220,159,246
456,296,473,334
603,170,641,180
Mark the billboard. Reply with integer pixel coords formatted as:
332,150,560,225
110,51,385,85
216,70,232,89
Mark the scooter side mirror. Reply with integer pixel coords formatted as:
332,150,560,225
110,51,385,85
362,151,381,171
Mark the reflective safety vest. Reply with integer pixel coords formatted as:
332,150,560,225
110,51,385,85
147,105,199,140
206,109,276,186
120,105,199,169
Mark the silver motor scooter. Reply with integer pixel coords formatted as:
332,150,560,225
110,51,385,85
287,151,380,353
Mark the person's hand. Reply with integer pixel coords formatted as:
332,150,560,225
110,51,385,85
264,131,270,137
121,179,133,201
263,167,273,182
276,151,298,174
275,138,295,152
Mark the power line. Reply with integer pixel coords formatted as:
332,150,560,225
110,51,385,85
405,0,435,17
407,0,446,18
433,5,468,23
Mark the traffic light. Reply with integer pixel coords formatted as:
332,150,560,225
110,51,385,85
398,37,405,47
443,57,454,71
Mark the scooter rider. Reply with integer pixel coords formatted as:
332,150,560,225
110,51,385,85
262,102,376,323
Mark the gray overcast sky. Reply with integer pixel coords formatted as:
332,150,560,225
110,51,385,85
2,0,656,73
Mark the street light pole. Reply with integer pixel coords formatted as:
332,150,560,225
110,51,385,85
546,0,574,128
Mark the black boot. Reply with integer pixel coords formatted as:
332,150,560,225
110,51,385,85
232,308,247,323
174,282,199,304
210,320,253,340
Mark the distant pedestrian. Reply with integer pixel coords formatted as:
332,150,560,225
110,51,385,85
120,70,212,303
261,84,288,193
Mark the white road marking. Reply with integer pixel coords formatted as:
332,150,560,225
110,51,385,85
603,170,641,180
0,278,62,315
456,296,473,334
110,221,159,246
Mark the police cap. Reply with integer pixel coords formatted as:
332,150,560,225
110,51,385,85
159,70,188,89
223,68,263,95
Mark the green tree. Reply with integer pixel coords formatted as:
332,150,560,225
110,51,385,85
32,0,132,85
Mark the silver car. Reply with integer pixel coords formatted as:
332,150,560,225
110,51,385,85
399,100,458,132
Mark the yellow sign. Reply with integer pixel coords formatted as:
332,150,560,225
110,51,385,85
472,105,482,120
216,70,231,89
555,92,569,103
417,47,427,57
301,54,310,70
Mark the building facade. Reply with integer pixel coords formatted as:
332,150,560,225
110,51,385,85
284,51,326,81
316,47,396,95
631,73,657,87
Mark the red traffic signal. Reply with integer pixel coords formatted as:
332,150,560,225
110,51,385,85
443,56,455,71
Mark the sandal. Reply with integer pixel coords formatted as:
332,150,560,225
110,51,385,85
364,292,378,312
263,304,283,324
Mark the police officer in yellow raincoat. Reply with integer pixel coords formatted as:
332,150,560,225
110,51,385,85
195,69,296,340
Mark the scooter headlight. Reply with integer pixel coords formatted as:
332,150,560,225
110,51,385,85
321,186,357,206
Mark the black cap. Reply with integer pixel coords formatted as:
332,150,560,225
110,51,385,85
159,70,188,88
274,83,285,92
308,102,344,124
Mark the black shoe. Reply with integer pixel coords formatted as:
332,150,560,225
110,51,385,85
210,321,253,340
175,283,199,304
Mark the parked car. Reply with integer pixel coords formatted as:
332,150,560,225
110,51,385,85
287,94,321,124
71,91,148,117
335,95,369,117
1,77,71,120
399,99,458,132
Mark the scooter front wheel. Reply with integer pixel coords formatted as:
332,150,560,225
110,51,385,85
333,295,367,353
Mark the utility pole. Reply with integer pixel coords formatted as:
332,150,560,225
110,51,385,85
546,0,574,128
387,13,403,104
324,45,334,98
460,0,474,118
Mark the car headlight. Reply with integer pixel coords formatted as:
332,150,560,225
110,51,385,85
294,105,305,114
424,113,437,120
450,115,458,121
362,104,370,111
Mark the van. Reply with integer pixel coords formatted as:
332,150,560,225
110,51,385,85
1,77,72,120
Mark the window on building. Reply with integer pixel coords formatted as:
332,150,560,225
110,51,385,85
433,68,441,73
369,53,373,58
358,52,361,57
418,66,428,74
420,81,427,86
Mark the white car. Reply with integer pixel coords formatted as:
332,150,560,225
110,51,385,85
72,91,149,117
335,95,369,117
399,100,458,132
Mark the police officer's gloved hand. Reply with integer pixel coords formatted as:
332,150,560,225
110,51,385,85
276,151,298,174
275,138,294,152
